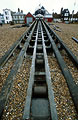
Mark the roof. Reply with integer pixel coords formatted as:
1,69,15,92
25,12,35,18
62,9,70,14
35,4,49,16
3,8,11,11
53,13,61,18
70,14,78,18
44,14,52,18
41,6,45,10
13,12,25,16
35,14,44,18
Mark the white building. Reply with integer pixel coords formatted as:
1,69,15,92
12,8,25,24
3,8,12,23
0,13,4,23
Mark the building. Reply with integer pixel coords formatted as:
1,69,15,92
53,13,61,22
3,8,12,23
44,14,53,22
25,12,35,24
69,12,78,22
12,8,25,24
34,5,53,22
0,13,5,24
61,8,70,23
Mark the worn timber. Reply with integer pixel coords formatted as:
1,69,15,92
0,19,78,120
0,21,37,118
0,21,36,68
23,21,58,120
44,21,78,67
42,20,78,113
72,37,78,43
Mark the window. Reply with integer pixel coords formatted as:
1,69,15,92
5,12,7,15
21,16,23,19
19,16,22,18
6,16,8,20
64,18,68,20
15,16,17,19
64,13,69,16
5,11,8,15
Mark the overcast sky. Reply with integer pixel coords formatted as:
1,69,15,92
0,0,78,14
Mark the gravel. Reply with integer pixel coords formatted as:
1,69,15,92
60,50,78,84
49,23,78,119
2,57,32,120
0,56,16,92
0,24,26,58
0,24,27,92
50,23,78,59
48,56,78,120
0,23,78,120
50,23,78,84
0,49,20,92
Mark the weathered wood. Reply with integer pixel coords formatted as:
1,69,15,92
41,22,58,120
0,21,36,68
42,21,78,113
23,22,38,120
0,21,37,118
45,21,78,67
72,37,78,43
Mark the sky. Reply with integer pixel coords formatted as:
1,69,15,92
0,0,78,14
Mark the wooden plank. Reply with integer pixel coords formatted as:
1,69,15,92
43,21,78,113
0,21,37,118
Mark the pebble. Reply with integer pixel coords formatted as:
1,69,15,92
1,23,78,120
2,58,31,120
0,24,26,58
48,56,78,120
0,53,19,92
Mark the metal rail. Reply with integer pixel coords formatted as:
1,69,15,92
72,37,78,43
0,21,36,68
0,21,37,118
42,20,78,113
23,21,58,120
44,21,78,67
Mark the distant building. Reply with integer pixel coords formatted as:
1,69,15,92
53,13,61,22
12,8,25,24
35,6,46,16
34,5,53,22
25,12,35,24
61,8,70,23
69,12,78,22
44,14,53,22
0,13,5,24
3,8,12,23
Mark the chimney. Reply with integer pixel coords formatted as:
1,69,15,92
18,8,20,12
21,10,23,13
